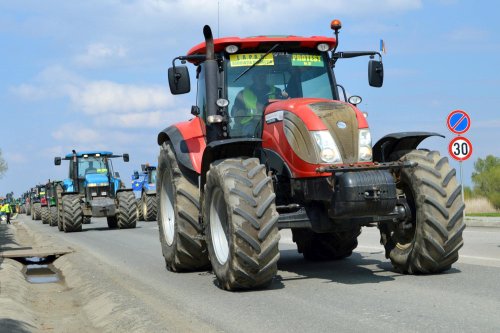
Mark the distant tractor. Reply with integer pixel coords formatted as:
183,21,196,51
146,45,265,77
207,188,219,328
131,164,157,221
30,185,44,221
45,180,63,227
156,21,465,290
24,191,31,216
54,150,137,232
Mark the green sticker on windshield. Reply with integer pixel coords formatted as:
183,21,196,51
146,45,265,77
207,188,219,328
229,53,274,67
97,168,107,173
292,54,323,67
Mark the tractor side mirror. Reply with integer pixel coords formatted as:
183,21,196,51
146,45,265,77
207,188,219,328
133,171,139,179
168,66,191,95
54,157,61,165
368,60,384,87
123,153,129,162
114,172,120,179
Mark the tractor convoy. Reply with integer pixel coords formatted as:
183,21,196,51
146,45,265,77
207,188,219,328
9,20,465,292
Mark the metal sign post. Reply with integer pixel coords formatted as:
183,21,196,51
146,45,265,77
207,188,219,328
447,110,472,218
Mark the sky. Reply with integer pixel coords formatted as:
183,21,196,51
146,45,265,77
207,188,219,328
1,0,499,196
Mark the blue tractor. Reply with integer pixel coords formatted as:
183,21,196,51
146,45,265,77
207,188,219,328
54,150,137,232
131,164,157,221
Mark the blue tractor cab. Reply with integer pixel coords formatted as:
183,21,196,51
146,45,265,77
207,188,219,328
131,164,157,221
54,150,137,232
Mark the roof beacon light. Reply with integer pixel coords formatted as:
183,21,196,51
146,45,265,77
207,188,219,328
225,45,239,54
330,19,342,32
317,43,330,52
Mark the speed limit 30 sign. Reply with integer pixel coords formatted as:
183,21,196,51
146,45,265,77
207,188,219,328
448,136,473,161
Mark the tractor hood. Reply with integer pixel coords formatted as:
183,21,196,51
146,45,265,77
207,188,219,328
262,98,372,175
84,173,109,186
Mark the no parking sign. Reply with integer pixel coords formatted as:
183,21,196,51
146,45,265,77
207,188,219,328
447,110,472,161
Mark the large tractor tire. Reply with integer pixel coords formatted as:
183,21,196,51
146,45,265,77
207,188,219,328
33,203,42,221
57,204,64,231
292,227,361,261
142,193,158,222
41,206,50,224
204,158,280,291
26,204,31,216
49,206,58,227
116,191,137,229
379,150,465,274
107,216,118,229
157,143,210,272
62,195,83,232
136,198,144,221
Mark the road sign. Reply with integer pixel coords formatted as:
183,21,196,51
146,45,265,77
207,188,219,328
447,110,470,135
448,136,473,161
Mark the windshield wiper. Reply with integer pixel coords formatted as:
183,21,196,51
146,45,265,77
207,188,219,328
234,43,280,82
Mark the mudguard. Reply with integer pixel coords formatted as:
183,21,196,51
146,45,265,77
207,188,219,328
200,138,262,191
373,132,444,162
157,118,206,173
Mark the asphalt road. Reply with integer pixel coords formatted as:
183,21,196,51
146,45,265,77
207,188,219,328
20,216,500,332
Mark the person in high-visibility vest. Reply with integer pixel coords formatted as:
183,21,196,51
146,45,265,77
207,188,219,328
231,71,283,137
1,201,12,224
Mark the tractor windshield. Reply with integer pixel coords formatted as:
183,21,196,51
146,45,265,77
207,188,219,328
148,169,157,184
225,52,336,137
76,156,109,178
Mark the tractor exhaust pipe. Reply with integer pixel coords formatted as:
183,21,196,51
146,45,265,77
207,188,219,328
203,25,222,142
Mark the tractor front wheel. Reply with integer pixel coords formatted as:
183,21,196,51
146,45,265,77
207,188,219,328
157,143,209,271
142,193,157,221
136,198,144,221
116,191,137,229
379,150,465,274
41,206,50,224
49,206,58,227
204,158,280,291
33,203,42,220
62,195,83,232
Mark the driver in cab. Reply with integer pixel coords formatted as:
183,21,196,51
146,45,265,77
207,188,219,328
231,71,286,136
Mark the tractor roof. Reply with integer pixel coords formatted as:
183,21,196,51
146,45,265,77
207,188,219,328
187,35,336,61
64,151,113,158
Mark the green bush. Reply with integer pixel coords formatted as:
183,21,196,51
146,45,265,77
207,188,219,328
472,155,500,209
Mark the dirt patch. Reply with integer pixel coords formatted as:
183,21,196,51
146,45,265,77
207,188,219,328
0,223,97,333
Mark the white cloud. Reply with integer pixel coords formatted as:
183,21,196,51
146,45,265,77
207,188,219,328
12,66,174,120
74,43,128,67
446,27,489,42
73,81,171,114
93,110,185,128
52,125,101,143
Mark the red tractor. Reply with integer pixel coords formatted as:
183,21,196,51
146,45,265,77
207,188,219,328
156,21,465,290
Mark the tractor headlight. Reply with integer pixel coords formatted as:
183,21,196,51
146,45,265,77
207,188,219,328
358,129,373,162
311,131,342,164
88,183,98,187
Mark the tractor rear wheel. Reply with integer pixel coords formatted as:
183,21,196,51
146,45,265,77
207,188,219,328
116,191,137,229
33,203,42,220
292,227,361,261
49,206,58,227
136,198,144,221
379,150,465,274
107,216,118,229
26,204,31,216
157,143,210,271
142,193,157,221
62,195,83,232
204,158,280,290
41,207,50,224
